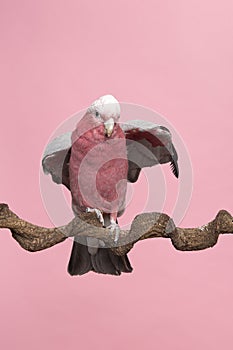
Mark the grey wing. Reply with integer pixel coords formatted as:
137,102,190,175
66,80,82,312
121,120,179,183
42,132,72,190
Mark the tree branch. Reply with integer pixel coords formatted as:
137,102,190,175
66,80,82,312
0,203,233,256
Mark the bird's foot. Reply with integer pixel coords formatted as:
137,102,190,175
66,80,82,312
107,220,120,243
199,224,208,231
86,208,104,226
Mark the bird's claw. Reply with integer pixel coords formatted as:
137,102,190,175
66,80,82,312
86,208,104,225
199,224,208,231
107,222,120,243
86,209,120,243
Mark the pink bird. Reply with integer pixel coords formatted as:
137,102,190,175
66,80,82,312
42,95,179,276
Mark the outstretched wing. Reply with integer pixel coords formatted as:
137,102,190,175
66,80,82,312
121,120,179,183
42,120,179,189
42,132,72,190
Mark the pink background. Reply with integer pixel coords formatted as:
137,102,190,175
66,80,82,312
0,1,233,349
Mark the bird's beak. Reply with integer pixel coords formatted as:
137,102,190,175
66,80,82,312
104,118,115,137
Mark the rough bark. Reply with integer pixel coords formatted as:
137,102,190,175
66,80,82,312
0,203,233,256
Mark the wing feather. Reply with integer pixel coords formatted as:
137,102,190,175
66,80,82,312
121,120,179,182
42,132,72,189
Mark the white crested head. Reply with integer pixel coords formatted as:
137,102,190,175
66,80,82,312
88,94,120,120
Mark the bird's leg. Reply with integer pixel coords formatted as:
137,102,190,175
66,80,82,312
86,207,104,226
107,212,120,243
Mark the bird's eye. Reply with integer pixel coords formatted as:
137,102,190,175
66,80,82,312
95,111,100,118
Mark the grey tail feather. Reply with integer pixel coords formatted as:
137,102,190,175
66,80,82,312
68,238,133,276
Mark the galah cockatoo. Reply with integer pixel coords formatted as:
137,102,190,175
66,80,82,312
42,95,179,276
